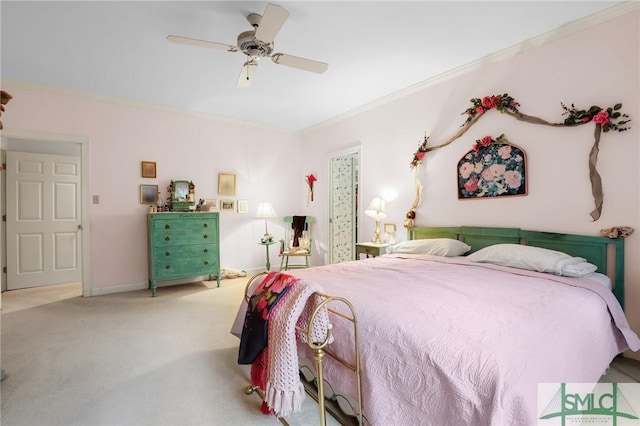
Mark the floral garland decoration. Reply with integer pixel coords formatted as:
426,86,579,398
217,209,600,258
407,134,429,217
560,103,630,132
462,94,520,125
0,90,11,173
410,134,429,168
407,93,631,222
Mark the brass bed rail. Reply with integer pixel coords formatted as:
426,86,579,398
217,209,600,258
242,273,365,426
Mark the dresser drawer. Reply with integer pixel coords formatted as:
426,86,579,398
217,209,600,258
152,216,217,233
153,244,218,278
152,229,216,247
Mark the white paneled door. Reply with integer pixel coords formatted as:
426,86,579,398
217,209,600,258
6,151,82,290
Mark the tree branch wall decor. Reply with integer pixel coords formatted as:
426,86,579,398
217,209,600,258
408,94,631,223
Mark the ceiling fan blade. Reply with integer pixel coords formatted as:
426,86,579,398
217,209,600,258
236,61,258,88
254,3,289,44
166,35,237,52
271,53,328,74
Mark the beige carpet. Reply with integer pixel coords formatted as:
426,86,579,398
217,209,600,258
2,279,638,426
0,278,338,426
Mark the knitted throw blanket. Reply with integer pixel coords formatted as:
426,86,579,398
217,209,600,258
250,277,329,417
239,272,296,365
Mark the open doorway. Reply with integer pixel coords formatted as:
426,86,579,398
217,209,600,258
328,146,360,264
1,130,90,297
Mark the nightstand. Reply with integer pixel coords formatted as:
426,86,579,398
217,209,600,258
355,242,390,259
258,241,278,271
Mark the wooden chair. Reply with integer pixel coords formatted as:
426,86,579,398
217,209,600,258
279,216,313,270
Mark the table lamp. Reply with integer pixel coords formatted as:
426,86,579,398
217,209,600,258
365,196,387,244
255,202,277,243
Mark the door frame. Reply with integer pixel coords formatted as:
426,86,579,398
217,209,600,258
1,129,91,297
327,144,361,264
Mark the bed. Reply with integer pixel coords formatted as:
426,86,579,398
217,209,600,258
232,226,640,425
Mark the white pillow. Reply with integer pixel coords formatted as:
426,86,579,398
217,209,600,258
386,238,471,257
467,244,598,277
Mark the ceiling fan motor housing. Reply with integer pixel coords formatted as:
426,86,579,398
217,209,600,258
237,30,272,59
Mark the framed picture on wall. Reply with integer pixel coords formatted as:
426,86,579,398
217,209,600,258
204,198,218,211
140,184,158,204
384,223,396,233
141,161,156,178
237,199,248,214
218,173,236,196
221,199,235,211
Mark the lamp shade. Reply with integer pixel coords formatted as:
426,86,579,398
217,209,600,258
365,197,387,219
255,202,277,219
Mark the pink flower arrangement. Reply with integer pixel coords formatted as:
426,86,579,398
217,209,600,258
410,134,430,168
561,102,630,132
306,174,317,202
462,93,520,125
472,134,507,152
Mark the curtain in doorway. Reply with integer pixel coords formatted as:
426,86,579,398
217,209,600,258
330,153,357,263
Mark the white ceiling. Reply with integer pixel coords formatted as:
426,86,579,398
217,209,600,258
0,1,624,130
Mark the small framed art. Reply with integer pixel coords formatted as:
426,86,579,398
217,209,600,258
384,223,396,234
204,198,218,211
141,161,156,178
237,199,248,214
221,199,235,211
218,173,236,196
140,184,158,204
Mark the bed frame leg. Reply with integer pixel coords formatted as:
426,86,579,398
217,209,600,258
314,348,327,426
244,385,258,395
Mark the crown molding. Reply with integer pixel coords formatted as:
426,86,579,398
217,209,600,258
303,1,639,135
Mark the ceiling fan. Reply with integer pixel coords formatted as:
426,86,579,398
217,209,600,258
166,3,328,88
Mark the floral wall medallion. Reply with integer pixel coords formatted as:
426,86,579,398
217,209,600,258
457,134,527,199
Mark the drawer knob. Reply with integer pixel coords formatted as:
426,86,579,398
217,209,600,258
204,261,209,265
165,252,170,256
203,223,208,228
165,236,170,241
204,248,209,253
165,224,170,229
165,265,171,269
203,234,208,239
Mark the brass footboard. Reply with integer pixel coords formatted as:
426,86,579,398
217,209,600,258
297,292,364,425
242,272,365,426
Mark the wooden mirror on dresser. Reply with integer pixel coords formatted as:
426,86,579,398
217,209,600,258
170,179,195,211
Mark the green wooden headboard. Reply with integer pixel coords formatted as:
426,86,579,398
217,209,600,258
407,226,625,309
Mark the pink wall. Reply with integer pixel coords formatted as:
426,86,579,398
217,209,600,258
302,10,640,358
2,86,307,293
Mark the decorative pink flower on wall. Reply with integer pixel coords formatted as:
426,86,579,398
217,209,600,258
461,93,520,125
305,174,317,202
410,134,430,168
561,103,629,132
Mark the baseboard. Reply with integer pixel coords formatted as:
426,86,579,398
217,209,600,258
88,270,266,297
89,282,148,296
89,275,216,296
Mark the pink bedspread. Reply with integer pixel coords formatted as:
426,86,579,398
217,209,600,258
285,254,640,426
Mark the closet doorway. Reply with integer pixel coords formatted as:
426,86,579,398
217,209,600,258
328,146,360,264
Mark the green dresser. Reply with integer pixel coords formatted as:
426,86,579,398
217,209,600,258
147,212,220,296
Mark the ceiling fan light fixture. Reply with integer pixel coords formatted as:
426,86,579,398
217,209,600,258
237,31,273,58
168,3,327,87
